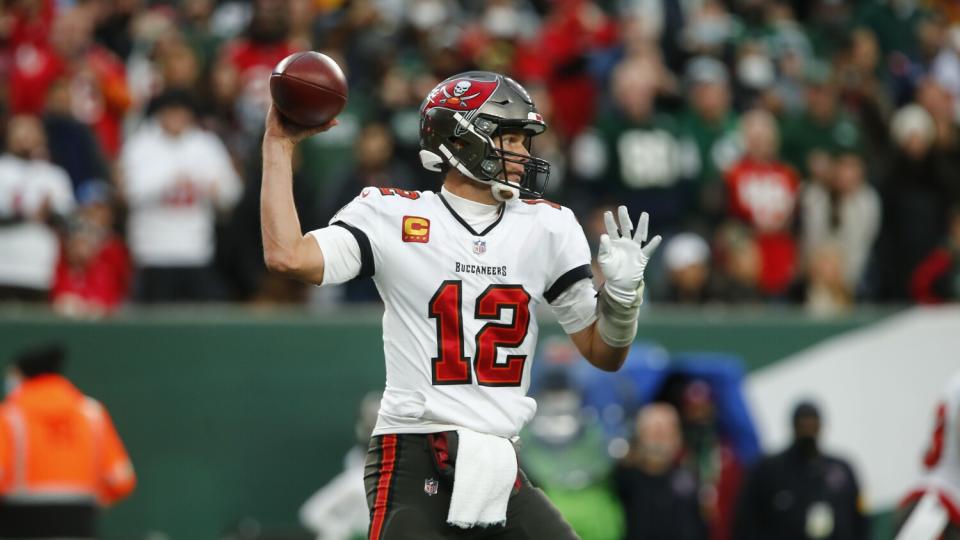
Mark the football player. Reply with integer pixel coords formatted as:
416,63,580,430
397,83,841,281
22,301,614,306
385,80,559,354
260,71,661,539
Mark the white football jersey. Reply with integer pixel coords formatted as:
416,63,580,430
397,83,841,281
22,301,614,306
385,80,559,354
327,187,592,439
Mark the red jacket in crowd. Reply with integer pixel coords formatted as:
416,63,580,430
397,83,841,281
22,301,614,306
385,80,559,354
51,237,131,313
724,158,801,295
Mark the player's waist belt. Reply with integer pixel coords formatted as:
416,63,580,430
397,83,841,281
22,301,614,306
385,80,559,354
373,432,525,491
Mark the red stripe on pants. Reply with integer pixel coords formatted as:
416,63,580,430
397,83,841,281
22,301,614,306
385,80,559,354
369,434,398,540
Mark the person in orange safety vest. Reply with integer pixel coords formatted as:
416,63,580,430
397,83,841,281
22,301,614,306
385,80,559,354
0,344,135,538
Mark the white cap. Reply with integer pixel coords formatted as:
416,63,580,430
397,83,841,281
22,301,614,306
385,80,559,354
664,233,710,271
891,104,935,146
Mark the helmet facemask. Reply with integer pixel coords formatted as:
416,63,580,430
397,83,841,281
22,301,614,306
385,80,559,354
446,113,551,198
488,125,551,199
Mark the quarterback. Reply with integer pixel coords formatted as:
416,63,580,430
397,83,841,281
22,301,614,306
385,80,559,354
261,71,660,539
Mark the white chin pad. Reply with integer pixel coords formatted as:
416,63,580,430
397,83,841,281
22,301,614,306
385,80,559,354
420,150,443,172
492,184,520,201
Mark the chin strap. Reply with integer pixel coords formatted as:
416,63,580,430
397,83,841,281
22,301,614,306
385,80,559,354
491,183,519,201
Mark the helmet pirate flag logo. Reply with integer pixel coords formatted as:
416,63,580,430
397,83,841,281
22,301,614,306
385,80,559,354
426,79,498,112
440,81,482,108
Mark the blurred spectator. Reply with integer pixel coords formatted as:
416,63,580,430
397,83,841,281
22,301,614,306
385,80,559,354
120,89,241,303
178,0,225,80
9,5,131,159
516,0,618,141
915,78,960,155
682,1,735,60
0,344,135,538
894,371,960,539
299,391,381,540
733,40,778,111
123,8,179,110
801,0,855,59
802,241,854,317
458,0,541,76
780,66,861,177
712,223,763,303
51,184,131,317
0,0,55,51
613,402,708,540
873,104,955,301
678,56,741,223
835,28,884,102
833,28,892,167
856,0,931,60
678,380,743,540
930,25,960,122
662,232,715,304
724,109,800,298
761,3,814,78
4,0,58,112
575,57,692,232
911,206,960,303
286,0,314,49
156,36,204,96
311,0,404,93
91,0,138,61
41,77,110,194
0,115,75,302
214,0,296,138
734,1,803,106
521,370,623,540
801,151,881,294
615,0,689,75
770,40,814,117
733,401,867,540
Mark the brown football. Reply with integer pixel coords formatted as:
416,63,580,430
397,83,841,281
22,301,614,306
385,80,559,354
270,51,348,127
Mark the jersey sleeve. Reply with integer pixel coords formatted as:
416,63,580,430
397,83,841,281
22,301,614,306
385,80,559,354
308,225,362,285
93,402,136,505
543,208,594,304
312,189,382,280
549,278,598,334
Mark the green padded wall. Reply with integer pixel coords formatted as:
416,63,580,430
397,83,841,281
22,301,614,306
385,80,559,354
0,307,893,539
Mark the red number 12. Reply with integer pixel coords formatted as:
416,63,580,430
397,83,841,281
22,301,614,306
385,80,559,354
428,281,531,387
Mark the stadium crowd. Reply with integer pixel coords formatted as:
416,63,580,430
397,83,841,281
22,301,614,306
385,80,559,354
0,0,959,315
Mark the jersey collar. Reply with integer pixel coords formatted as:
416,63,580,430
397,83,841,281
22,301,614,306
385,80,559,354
437,192,506,237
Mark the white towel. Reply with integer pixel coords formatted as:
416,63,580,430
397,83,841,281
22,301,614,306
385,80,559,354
446,428,518,529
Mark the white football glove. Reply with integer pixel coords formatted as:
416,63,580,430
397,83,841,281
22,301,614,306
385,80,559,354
598,206,662,306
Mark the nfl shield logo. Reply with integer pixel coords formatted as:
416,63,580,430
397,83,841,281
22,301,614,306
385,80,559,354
473,240,486,255
424,478,439,496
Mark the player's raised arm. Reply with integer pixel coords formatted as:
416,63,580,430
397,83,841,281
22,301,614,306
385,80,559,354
260,105,337,284
570,206,661,371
